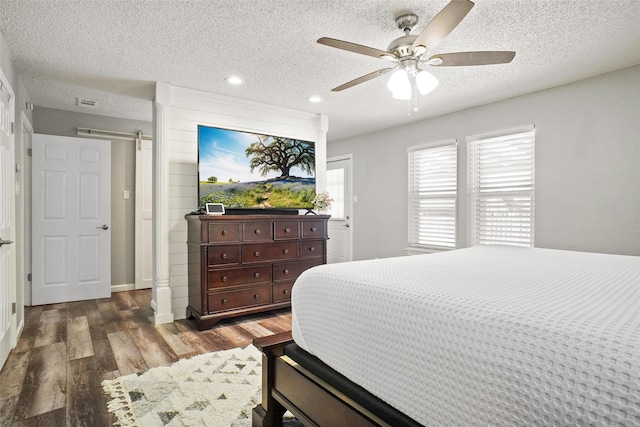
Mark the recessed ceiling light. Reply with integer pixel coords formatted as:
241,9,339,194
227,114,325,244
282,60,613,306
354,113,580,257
225,75,243,85
308,96,323,103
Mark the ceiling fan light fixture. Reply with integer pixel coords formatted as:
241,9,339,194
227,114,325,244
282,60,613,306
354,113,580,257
225,75,244,85
416,70,439,95
392,87,412,100
387,68,409,93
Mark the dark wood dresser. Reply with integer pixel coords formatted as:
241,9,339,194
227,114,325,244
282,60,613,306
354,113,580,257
186,214,329,330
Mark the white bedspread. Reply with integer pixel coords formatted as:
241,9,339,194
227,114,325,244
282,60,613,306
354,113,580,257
291,246,639,427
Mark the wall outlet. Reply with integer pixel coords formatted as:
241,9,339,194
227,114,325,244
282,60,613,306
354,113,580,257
123,190,130,200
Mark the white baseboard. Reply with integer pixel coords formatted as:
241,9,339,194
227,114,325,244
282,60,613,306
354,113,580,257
111,283,135,293
150,299,157,312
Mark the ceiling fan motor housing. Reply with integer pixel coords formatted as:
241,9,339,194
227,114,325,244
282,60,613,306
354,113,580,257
387,34,419,58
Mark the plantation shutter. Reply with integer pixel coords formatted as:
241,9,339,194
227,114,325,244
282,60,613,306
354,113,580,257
467,127,535,247
408,141,457,250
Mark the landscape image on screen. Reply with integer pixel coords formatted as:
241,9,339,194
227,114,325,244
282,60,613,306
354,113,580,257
198,126,316,209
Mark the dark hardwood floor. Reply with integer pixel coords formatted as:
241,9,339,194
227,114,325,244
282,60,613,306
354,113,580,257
0,289,292,427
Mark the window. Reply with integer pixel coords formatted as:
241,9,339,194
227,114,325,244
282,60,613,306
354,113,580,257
408,141,458,250
326,168,345,218
467,127,535,247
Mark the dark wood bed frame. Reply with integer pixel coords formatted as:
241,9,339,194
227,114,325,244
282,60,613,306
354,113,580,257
252,332,413,427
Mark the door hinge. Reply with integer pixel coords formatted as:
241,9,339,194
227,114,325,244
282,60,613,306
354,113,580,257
12,302,16,314
11,122,14,135
27,273,32,281
27,148,32,157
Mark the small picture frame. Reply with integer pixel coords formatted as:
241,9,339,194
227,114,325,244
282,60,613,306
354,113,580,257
205,203,225,215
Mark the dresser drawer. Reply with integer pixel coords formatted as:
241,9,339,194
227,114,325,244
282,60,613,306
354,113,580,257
206,245,241,266
300,240,324,259
272,259,323,282
242,242,298,263
207,265,271,289
274,220,300,240
302,220,325,239
206,222,241,243
273,282,293,303
243,221,273,241
208,285,271,312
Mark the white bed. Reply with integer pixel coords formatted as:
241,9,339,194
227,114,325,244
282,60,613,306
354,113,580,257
291,246,640,426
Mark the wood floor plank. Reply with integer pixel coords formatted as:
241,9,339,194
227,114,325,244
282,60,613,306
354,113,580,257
66,317,94,360
213,323,255,348
107,331,148,376
0,289,292,426
33,319,66,348
237,319,278,338
39,308,66,324
66,301,88,320
174,320,234,353
113,291,139,311
12,327,37,354
155,322,197,356
0,351,30,401
0,396,17,427
11,407,66,427
66,357,111,427
12,342,67,420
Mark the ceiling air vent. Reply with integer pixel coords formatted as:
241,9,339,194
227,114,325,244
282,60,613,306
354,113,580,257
77,97,98,108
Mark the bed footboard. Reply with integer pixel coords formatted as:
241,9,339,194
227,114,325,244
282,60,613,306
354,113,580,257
252,332,290,427
253,333,393,427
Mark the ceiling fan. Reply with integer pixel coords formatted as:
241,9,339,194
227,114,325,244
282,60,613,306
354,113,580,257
317,0,515,98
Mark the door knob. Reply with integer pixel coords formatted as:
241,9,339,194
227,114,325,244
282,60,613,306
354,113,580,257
96,224,109,230
0,237,13,247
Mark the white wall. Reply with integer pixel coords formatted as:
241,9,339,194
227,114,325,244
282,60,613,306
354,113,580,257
328,65,640,258
158,84,327,319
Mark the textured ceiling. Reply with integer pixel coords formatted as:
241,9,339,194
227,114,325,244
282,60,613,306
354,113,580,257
1,0,639,142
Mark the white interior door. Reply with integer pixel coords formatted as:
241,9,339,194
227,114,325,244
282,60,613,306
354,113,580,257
32,134,111,305
0,75,16,369
135,137,152,289
326,156,353,263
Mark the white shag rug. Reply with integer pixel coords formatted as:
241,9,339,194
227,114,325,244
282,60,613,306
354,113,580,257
102,345,287,427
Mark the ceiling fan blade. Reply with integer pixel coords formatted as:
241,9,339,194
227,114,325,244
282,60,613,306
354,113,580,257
332,68,395,92
412,0,475,54
318,37,396,61
428,51,516,66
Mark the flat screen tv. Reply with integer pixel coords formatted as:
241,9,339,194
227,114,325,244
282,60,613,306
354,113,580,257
198,125,316,212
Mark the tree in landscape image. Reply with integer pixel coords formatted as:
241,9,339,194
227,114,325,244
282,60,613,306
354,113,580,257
245,135,315,178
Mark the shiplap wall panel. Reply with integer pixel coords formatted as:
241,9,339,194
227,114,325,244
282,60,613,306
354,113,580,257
162,84,327,319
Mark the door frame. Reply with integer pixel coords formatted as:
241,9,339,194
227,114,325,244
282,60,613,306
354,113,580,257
327,154,354,262
0,67,16,368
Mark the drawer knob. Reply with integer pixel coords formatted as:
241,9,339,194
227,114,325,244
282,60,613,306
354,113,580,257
254,251,260,257
254,294,260,300
283,248,289,254
283,289,289,295
285,227,291,233
310,227,317,232
222,230,228,236
221,276,227,282
221,253,228,259
254,229,261,235
283,269,289,275
254,272,260,278
309,246,315,252
222,299,228,305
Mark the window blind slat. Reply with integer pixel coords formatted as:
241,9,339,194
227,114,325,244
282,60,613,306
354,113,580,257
467,129,535,248
408,141,457,250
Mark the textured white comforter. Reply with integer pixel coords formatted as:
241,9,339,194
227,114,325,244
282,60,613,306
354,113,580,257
291,246,640,427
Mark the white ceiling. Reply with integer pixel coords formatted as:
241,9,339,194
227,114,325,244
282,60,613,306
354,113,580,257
1,0,639,142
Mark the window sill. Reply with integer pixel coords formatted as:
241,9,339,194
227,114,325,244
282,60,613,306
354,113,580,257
404,246,455,256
